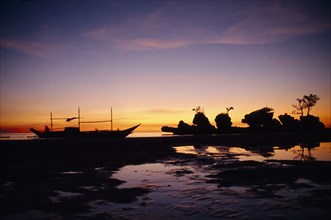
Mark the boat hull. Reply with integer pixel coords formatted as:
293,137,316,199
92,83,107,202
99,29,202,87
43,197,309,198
30,124,140,139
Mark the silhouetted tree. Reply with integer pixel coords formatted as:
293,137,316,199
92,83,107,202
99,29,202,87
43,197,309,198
303,94,319,116
292,94,320,116
192,106,204,114
292,98,305,117
242,107,274,129
278,113,300,130
226,107,234,114
291,94,324,130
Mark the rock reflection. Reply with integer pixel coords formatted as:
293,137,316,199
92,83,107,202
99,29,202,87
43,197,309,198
174,142,330,162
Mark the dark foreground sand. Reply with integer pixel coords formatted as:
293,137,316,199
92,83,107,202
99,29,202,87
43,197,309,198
1,131,330,219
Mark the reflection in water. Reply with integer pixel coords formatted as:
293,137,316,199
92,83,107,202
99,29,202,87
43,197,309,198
105,163,221,219
175,146,198,155
108,143,330,219
293,143,319,161
110,152,331,219
174,142,331,162
278,142,331,161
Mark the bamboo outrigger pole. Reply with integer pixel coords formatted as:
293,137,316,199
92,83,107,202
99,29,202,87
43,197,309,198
78,107,81,130
111,107,113,131
50,112,53,131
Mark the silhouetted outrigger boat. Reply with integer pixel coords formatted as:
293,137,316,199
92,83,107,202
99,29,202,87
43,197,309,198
30,108,140,139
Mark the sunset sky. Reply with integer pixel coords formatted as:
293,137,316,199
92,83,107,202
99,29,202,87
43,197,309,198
1,0,330,132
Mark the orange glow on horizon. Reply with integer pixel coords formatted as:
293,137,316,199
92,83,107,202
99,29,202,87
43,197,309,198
1,104,330,133
1,113,330,133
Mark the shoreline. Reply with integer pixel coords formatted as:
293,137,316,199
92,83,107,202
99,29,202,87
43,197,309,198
1,130,330,150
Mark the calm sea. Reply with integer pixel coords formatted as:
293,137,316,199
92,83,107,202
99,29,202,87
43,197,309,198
0,132,167,140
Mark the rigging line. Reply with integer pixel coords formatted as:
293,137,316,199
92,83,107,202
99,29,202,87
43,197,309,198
80,120,112,124
52,117,81,121
52,117,79,120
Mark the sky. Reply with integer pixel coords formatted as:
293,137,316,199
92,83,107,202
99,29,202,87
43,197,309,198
0,0,330,132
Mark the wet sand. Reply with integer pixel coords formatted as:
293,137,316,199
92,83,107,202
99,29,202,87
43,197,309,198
1,131,330,219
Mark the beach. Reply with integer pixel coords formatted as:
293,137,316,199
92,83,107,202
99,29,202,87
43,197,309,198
1,131,331,219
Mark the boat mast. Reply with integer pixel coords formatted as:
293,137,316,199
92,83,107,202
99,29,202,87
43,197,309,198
111,107,113,131
78,107,81,130
50,112,53,131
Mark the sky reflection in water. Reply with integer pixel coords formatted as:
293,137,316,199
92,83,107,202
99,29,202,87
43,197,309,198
110,163,233,219
105,143,331,219
175,142,331,161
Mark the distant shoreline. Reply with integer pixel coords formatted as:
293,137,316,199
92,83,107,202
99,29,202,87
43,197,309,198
1,130,330,150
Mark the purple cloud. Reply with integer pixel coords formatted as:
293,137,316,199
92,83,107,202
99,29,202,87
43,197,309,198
84,1,330,50
0,38,60,58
